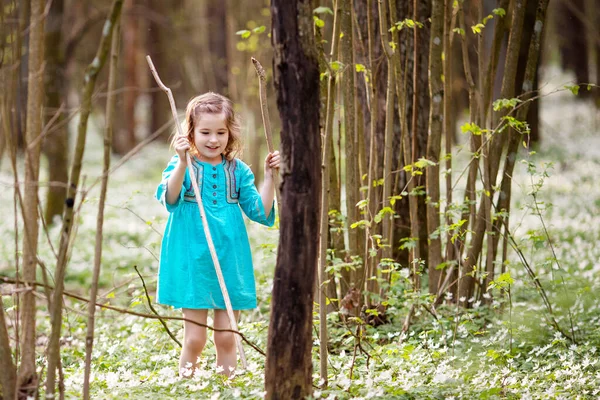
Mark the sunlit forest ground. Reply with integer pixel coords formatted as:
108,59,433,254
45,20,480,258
1,67,600,399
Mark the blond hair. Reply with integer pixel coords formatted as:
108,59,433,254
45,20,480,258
174,92,242,160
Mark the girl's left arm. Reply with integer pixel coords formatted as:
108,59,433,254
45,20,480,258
260,151,280,218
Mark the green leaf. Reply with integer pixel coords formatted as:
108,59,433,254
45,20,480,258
313,6,334,15
330,60,343,71
374,207,395,223
492,8,506,17
565,84,580,96
314,16,325,28
471,23,485,34
452,27,465,37
355,63,366,73
414,157,436,169
461,122,483,136
493,97,522,111
350,219,371,229
236,29,251,39
356,199,369,209
252,26,266,34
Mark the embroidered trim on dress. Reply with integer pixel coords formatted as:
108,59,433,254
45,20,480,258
182,158,239,204
224,159,239,204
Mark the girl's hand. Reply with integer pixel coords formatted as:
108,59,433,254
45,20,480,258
174,135,191,159
264,151,281,177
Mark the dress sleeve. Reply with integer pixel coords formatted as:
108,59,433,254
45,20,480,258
155,155,190,212
237,159,275,227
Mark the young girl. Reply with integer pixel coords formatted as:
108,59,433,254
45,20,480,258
154,92,280,377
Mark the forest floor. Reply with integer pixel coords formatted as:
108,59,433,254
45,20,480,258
1,69,600,399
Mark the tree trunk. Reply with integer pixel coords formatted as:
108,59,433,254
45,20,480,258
147,0,174,141
206,0,228,94
318,0,340,386
43,0,69,224
83,17,120,400
393,0,431,274
18,0,45,395
555,0,590,98
0,305,17,400
113,0,138,155
425,0,444,294
378,0,396,286
340,0,359,296
265,1,320,399
460,0,527,303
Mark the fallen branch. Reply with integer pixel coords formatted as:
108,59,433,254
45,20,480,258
0,276,265,356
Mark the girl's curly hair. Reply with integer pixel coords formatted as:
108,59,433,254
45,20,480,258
174,92,242,160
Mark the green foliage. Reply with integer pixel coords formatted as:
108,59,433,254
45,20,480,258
390,18,424,33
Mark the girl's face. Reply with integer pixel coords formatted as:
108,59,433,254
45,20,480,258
192,112,230,164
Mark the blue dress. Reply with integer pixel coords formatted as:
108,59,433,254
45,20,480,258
155,155,275,310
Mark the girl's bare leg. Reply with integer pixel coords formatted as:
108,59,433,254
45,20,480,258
179,309,208,377
213,309,240,377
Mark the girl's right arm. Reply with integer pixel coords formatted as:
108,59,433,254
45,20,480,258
165,135,190,205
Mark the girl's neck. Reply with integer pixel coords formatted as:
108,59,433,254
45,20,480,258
194,154,224,166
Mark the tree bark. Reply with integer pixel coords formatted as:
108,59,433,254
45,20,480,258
378,0,396,285
18,0,45,395
341,0,360,296
0,305,17,400
265,1,320,399
43,0,69,224
318,0,340,386
460,0,527,303
425,0,444,294
112,0,137,154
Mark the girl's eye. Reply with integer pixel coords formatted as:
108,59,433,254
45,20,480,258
218,131,227,135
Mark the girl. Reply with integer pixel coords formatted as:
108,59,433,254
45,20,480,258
155,92,280,377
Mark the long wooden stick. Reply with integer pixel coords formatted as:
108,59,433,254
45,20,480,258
146,55,247,369
251,57,281,209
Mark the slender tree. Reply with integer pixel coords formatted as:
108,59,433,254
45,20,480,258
340,0,360,296
18,0,45,395
265,0,320,398
425,0,444,293
83,16,121,399
318,0,341,387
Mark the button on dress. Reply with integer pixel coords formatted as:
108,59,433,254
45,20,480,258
155,155,275,310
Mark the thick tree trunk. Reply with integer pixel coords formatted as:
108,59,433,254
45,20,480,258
206,0,228,94
113,0,137,155
265,1,320,399
393,0,431,272
18,0,45,395
43,0,69,224
147,0,175,141
555,0,590,98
